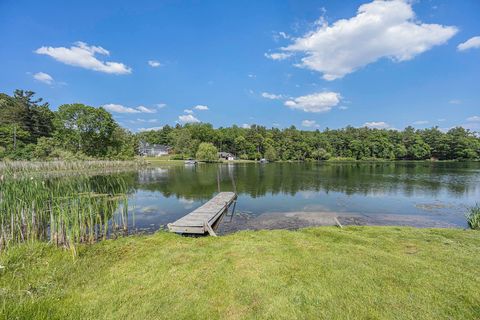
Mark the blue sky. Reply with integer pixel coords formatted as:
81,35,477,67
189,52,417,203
1,0,479,132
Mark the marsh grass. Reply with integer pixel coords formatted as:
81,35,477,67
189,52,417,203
0,160,144,175
466,203,480,230
0,172,132,253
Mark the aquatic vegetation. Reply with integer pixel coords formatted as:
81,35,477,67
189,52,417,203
466,204,480,230
0,172,132,253
0,160,144,175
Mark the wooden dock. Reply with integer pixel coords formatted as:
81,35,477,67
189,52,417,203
168,192,237,236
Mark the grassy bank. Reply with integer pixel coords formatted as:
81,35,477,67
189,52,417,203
1,227,479,319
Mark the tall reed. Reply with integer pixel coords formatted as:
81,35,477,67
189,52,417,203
0,172,132,254
0,160,145,175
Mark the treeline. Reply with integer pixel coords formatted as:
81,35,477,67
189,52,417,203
1,90,479,161
138,123,480,161
0,90,136,160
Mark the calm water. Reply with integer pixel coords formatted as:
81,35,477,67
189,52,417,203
103,162,480,233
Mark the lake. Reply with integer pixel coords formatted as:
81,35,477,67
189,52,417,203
102,161,480,234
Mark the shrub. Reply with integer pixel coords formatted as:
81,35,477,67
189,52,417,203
466,204,480,230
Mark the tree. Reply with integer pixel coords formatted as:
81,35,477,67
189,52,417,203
196,142,218,162
312,148,331,160
264,145,277,162
54,104,117,157
168,128,195,158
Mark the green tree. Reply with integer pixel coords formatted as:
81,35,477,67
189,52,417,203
196,142,218,162
312,148,331,160
264,145,277,162
54,104,117,157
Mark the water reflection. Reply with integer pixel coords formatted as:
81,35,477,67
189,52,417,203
135,162,480,199
104,162,480,231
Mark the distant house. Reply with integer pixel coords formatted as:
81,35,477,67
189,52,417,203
139,142,171,157
218,152,235,161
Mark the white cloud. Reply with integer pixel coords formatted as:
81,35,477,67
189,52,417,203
413,120,429,125
139,126,164,132
103,104,139,113
184,109,193,114
466,116,480,122
339,106,348,110
103,104,156,114
261,92,283,100
156,103,167,109
264,52,292,60
364,121,390,129
148,60,162,67
270,0,457,80
449,99,462,104
284,92,340,113
248,74,256,78
136,106,156,113
35,41,131,74
273,31,291,42
178,114,200,123
301,120,320,128
458,36,480,51
33,72,54,84
438,118,446,122
242,123,251,129
131,118,159,124
194,105,209,111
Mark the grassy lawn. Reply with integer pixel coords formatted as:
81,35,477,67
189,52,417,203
1,227,479,319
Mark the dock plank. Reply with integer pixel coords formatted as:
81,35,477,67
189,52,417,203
168,192,237,235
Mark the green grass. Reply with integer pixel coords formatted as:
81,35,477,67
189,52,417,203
1,227,479,319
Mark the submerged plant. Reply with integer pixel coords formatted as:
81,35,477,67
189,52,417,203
466,204,480,230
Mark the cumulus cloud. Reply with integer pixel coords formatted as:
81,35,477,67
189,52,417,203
458,36,480,51
156,103,167,108
269,0,457,80
301,120,320,128
184,109,193,114
284,92,340,113
261,92,283,100
242,124,251,129
413,120,429,125
103,104,156,114
35,41,131,74
194,105,209,111
33,72,54,84
179,114,200,123
139,126,164,132
136,106,156,113
364,121,390,129
264,52,292,60
466,116,480,122
148,60,162,67
135,118,158,123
